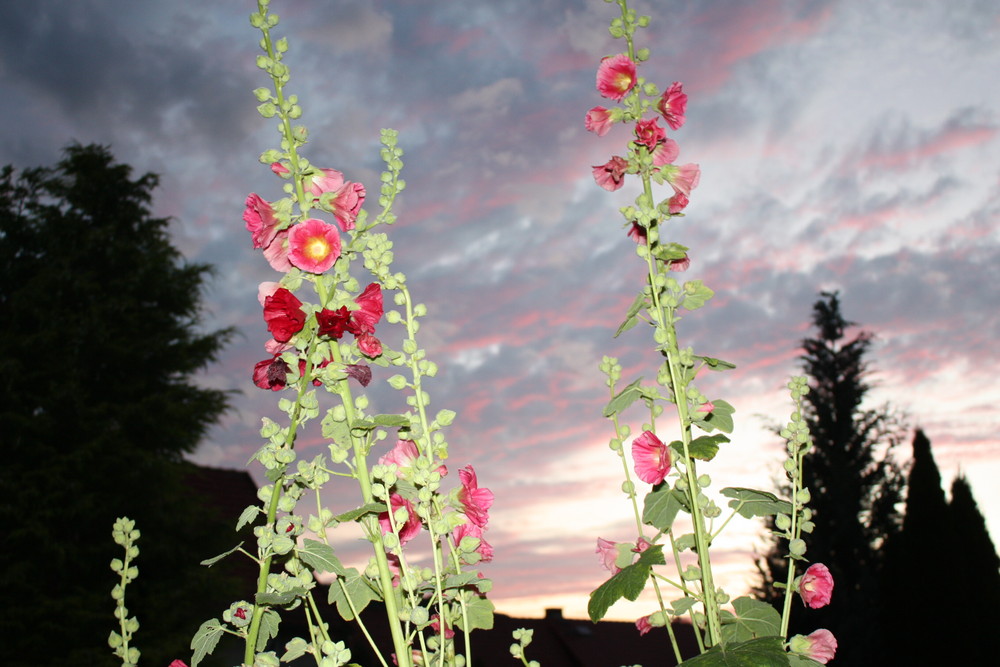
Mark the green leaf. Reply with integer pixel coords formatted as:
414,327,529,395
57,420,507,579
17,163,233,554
256,609,281,651
351,414,411,431
280,637,309,663
334,502,387,523
695,355,737,372
200,542,243,567
444,572,484,590
681,280,714,311
688,434,731,462
678,637,789,667
603,377,644,417
693,399,736,434
670,597,698,615
720,487,793,520
255,587,307,607
787,656,824,666
328,568,381,620
190,619,224,667
236,505,260,532
615,290,647,338
720,597,782,644
642,487,688,530
298,539,346,576
588,545,665,622
455,596,495,631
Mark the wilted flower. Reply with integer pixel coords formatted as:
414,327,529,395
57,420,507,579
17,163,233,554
635,615,653,636
632,430,671,485
634,117,666,151
592,156,628,191
252,356,290,391
662,163,701,197
596,54,637,101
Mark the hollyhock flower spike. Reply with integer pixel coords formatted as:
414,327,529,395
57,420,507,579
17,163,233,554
288,218,341,273
596,53,637,101
458,465,493,528
657,81,688,130
798,563,834,609
593,156,629,191
789,629,837,664
632,430,671,485
585,106,614,136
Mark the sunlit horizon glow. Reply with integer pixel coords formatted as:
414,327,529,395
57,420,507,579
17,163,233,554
2,0,998,624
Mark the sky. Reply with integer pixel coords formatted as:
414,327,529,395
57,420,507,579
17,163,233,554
2,0,999,622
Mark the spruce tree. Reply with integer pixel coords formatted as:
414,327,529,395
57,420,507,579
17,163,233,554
0,145,238,666
756,292,905,666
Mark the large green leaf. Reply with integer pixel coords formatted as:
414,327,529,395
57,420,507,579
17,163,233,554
643,487,688,530
298,538,346,576
615,290,647,338
454,596,495,631
256,609,281,651
190,618,224,667
328,568,381,620
334,502,387,523
588,545,665,622
687,434,731,462
720,488,793,519
603,377,644,417
678,637,790,667
720,596,782,644
693,399,735,434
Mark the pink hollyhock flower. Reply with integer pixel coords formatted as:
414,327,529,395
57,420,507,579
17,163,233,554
243,193,281,250
596,537,622,573
270,162,290,176
696,400,714,414
344,363,372,387
356,333,383,358
169,661,189,667
306,168,346,196
262,287,305,343
253,356,290,391
262,228,292,272
790,629,837,665
651,137,680,167
306,168,366,231
627,222,647,244
634,117,666,151
667,192,689,214
632,431,671,485
379,493,421,544
585,106,614,136
636,615,653,636
662,163,701,197
799,563,834,609
379,439,420,475
593,156,628,191
430,614,457,640
596,54,637,101
666,254,691,272
632,537,652,554
347,283,384,335
657,81,688,130
458,465,494,528
288,218,341,273
257,281,281,306
264,339,291,355
317,306,351,340
454,521,494,562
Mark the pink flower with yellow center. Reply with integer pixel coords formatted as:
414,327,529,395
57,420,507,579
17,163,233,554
596,54,637,101
288,218,341,273
632,430,671,485
585,106,614,136
657,81,688,130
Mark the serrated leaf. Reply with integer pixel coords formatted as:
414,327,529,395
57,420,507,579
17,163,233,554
334,502,387,523
588,545,665,622
444,572,483,589
236,506,260,532
615,291,647,338
454,595,495,631
642,487,687,530
298,539,346,576
603,377,644,417
256,609,281,651
200,543,243,567
280,637,309,663
720,487,793,519
681,280,714,311
687,434,730,462
190,619,224,667
328,568,381,620
255,587,307,606
693,399,736,434
721,597,782,644
677,637,789,667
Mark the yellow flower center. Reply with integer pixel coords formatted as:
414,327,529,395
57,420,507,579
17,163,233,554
305,236,330,260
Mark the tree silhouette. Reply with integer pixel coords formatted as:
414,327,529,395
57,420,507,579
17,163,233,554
0,145,238,666
880,432,1000,664
755,292,905,666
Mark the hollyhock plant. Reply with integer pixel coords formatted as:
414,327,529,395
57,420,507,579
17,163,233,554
585,106,614,136
592,155,628,191
798,563,834,609
631,430,671,485
262,287,305,343
458,465,493,528
657,81,688,130
789,629,837,664
287,217,341,273
596,53,637,101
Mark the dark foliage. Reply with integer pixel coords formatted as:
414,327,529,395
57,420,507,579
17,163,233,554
755,292,905,666
0,145,240,666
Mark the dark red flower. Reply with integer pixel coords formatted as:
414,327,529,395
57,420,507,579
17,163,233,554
317,306,351,339
345,364,372,387
253,356,290,391
263,288,305,343
347,283,384,335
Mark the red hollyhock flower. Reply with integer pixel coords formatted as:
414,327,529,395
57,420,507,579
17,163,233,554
657,81,688,130
263,288,305,343
634,117,666,151
596,54,637,101
317,306,351,339
253,356,290,391
592,156,628,191
347,283,384,335
458,465,494,528
356,333,383,358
